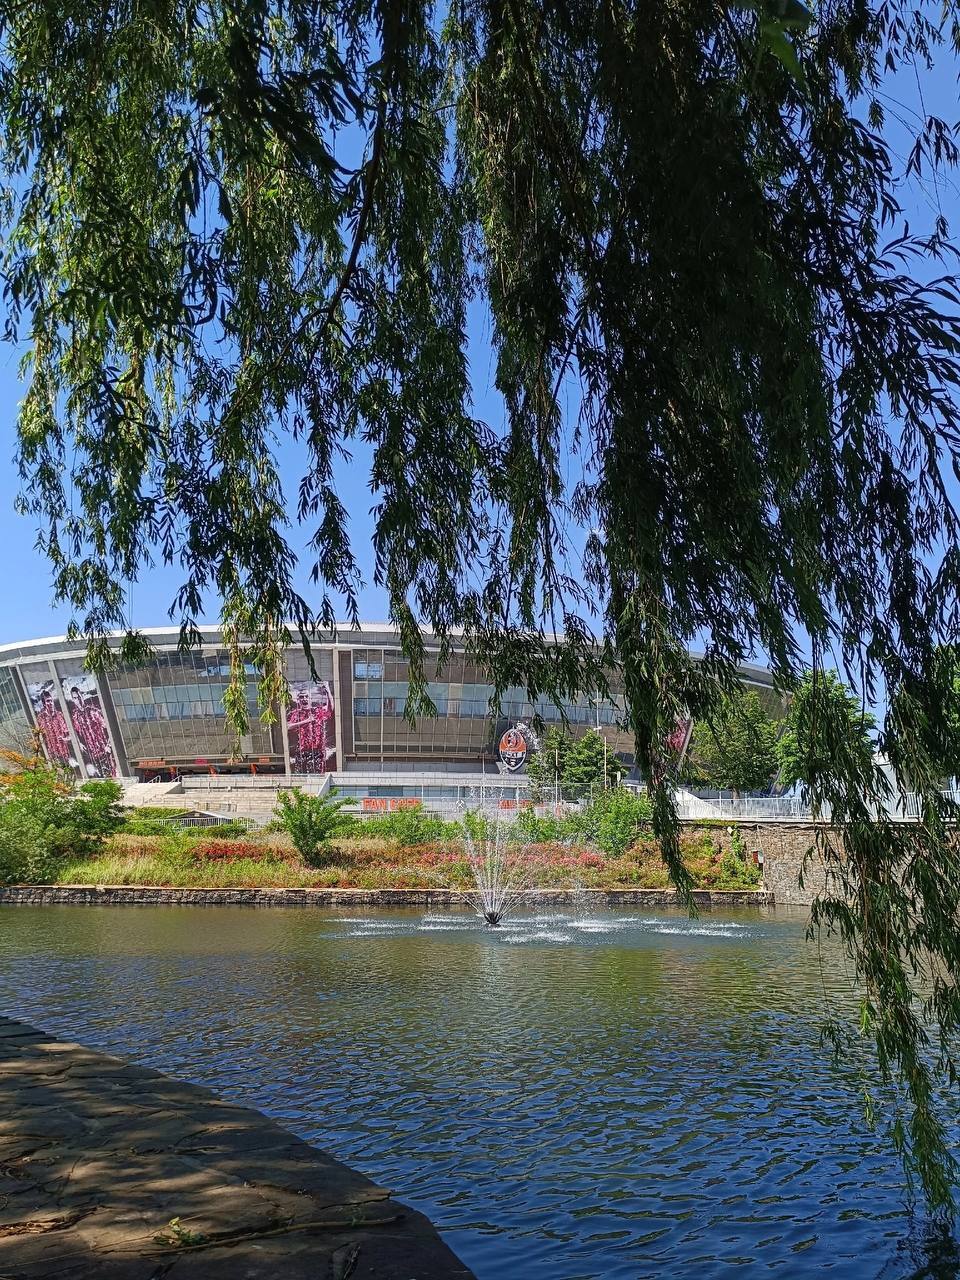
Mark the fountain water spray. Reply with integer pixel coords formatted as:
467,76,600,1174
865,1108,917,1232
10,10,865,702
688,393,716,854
460,816,530,927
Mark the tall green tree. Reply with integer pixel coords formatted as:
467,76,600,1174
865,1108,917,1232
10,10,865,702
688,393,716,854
777,672,876,796
5,0,960,1200
686,691,780,795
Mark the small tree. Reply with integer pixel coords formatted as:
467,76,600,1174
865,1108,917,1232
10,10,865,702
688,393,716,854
562,730,623,801
274,787,355,868
0,748,124,878
73,780,125,837
525,725,570,800
685,691,780,795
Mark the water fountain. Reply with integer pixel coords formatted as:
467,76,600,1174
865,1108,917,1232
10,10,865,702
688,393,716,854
460,817,530,926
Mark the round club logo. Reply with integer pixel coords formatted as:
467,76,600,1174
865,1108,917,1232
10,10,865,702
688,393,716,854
497,725,528,772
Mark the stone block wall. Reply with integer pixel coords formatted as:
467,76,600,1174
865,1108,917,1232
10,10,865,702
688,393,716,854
680,820,830,905
0,885,771,910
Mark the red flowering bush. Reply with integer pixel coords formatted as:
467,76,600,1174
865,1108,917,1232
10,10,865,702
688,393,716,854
192,839,281,863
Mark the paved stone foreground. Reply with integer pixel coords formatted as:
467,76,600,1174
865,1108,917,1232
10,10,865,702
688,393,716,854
0,1016,475,1279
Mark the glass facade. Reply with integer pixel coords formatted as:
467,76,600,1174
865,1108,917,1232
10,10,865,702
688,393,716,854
103,651,281,766
0,666,30,751
349,647,634,765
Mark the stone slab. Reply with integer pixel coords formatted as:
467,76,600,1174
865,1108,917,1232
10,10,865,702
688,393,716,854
0,1016,474,1278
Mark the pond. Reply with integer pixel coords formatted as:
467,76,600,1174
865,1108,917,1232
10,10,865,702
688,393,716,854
0,903,956,1279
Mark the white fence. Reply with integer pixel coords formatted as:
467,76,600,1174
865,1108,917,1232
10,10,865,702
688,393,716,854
898,790,960,819
672,790,815,821
675,788,960,823
139,813,257,831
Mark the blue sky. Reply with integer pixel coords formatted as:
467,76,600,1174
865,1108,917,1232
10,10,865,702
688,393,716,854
0,299,512,644
0,40,957,651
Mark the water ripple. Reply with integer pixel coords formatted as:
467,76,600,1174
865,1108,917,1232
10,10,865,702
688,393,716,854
0,903,955,1280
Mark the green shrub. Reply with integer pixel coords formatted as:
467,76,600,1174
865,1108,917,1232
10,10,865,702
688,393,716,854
720,826,761,887
0,756,122,878
73,780,125,837
513,807,566,843
274,787,355,867
570,787,652,857
461,809,490,841
0,809,57,884
359,803,456,846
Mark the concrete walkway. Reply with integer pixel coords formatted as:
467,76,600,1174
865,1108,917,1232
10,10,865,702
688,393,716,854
0,1016,474,1278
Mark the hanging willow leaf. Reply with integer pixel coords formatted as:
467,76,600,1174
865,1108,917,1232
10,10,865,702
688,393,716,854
3,0,960,1203
760,18,808,88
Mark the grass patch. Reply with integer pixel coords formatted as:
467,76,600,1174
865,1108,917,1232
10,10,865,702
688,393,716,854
48,829,762,892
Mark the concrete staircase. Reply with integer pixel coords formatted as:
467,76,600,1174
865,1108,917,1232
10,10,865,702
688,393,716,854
120,778,280,826
176,778,328,826
122,776,343,826
120,780,185,807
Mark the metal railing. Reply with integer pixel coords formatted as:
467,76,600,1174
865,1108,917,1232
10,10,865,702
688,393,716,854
899,790,960,820
672,790,814,821
137,813,257,831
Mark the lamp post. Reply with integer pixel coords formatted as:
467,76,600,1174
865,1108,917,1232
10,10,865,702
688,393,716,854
592,693,610,789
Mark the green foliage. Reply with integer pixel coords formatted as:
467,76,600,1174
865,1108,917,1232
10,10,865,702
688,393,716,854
154,1217,207,1249
513,787,652,855
889,645,960,784
73,780,125,837
5,0,960,1203
561,730,624,801
0,759,122,880
720,827,761,888
461,809,491,843
526,726,624,801
776,672,876,796
571,787,653,857
274,787,355,867
525,726,570,800
513,806,566,843
685,691,781,794
0,808,57,885
357,804,454,846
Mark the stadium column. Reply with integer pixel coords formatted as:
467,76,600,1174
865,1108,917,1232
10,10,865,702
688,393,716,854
331,647,345,772
8,665,34,732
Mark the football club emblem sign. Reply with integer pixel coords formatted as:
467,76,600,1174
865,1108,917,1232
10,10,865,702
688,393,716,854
497,725,529,772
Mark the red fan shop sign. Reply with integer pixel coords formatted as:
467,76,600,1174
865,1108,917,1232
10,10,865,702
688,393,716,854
361,797,421,813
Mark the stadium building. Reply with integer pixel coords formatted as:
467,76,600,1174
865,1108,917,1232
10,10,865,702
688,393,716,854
0,626,780,808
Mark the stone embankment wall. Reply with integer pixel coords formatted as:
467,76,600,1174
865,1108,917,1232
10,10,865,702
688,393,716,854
0,885,772,909
680,820,829,905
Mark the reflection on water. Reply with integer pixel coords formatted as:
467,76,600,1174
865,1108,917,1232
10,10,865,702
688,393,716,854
0,904,955,1279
